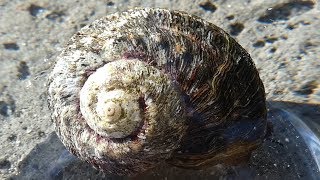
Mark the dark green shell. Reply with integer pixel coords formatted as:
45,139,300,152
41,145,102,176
48,8,267,176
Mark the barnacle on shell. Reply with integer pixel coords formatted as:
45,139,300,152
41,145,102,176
48,8,267,176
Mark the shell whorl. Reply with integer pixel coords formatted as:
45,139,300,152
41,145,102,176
48,8,267,176
79,59,186,139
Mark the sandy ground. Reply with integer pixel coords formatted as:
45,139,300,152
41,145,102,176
0,0,319,179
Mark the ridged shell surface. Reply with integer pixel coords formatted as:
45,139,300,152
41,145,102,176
48,8,267,176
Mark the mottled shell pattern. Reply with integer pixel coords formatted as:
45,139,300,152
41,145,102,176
48,8,267,176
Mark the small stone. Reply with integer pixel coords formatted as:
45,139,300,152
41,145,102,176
38,131,45,138
17,61,30,80
0,101,9,117
28,4,45,16
226,15,234,20
0,159,11,169
8,134,17,142
199,1,217,12
3,43,19,51
46,11,65,22
253,40,265,48
229,22,244,36
294,81,317,95
106,2,114,6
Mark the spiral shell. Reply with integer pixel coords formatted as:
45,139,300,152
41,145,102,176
48,8,267,176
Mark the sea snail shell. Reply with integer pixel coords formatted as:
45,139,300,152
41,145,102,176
48,8,267,176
